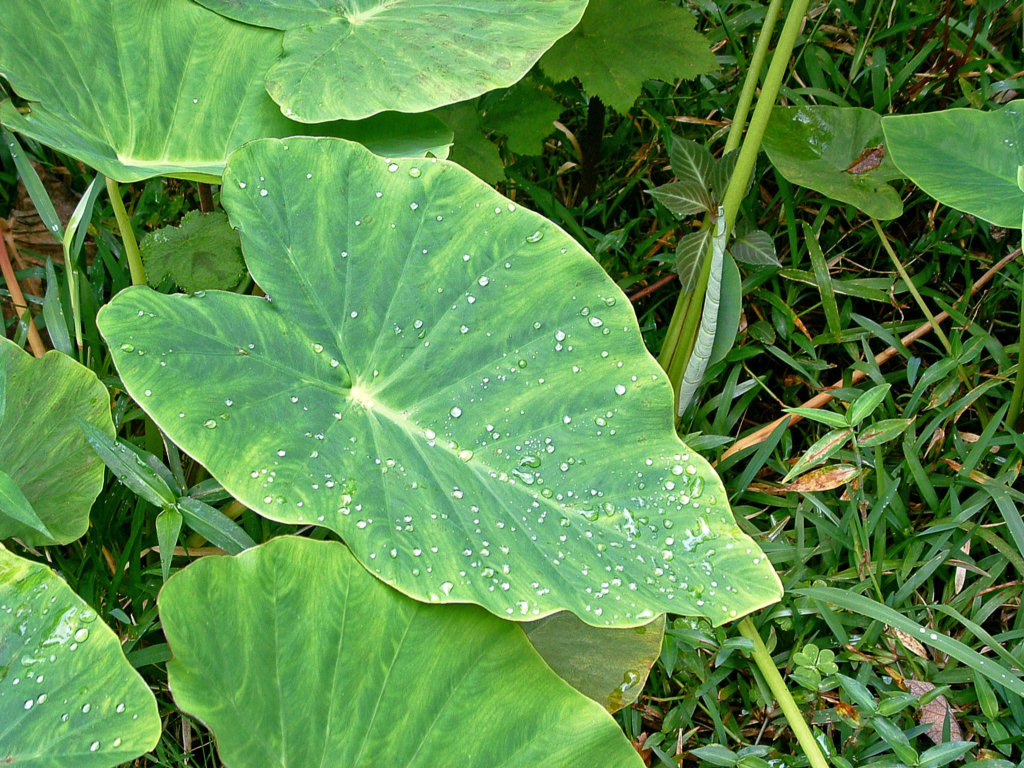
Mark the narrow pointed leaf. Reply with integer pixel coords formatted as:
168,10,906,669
43,259,72,356
175,497,255,556
846,383,892,427
159,536,644,768
78,421,177,510
192,0,588,123
782,428,853,483
763,106,903,220
98,137,781,627
0,469,52,539
0,0,451,182
522,611,665,712
882,100,1024,229
857,418,913,447
0,339,113,545
649,180,714,217
1,128,63,240
669,137,714,187
673,228,712,295
0,546,161,766
155,507,183,582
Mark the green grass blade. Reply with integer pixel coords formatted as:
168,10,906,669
1,128,64,241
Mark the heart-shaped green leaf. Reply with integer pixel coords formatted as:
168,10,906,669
159,536,644,768
192,0,588,123
882,100,1024,229
0,0,451,182
763,106,904,220
0,339,114,545
98,137,782,627
522,610,664,712
0,545,160,766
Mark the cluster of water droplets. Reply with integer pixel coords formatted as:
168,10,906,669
1,566,139,756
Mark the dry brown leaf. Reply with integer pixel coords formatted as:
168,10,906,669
955,541,970,595
905,679,963,744
845,144,886,174
890,626,930,660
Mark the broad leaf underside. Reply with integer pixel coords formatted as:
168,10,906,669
192,0,589,122
160,536,644,768
98,137,782,627
0,0,451,181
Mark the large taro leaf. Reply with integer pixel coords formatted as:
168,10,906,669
523,610,665,712
159,536,644,768
0,339,114,545
0,546,160,766
191,0,588,123
97,136,782,627
882,100,1024,229
763,105,904,220
0,0,451,183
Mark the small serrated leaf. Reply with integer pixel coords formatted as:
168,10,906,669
669,137,713,187
673,227,712,295
537,0,717,114
731,230,779,266
649,180,713,217
141,210,246,293
482,79,563,156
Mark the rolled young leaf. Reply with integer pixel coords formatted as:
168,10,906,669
0,546,160,766
98,136,782,627
159,536,645,768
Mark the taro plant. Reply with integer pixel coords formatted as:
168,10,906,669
0,0,790,764
0,338,161,765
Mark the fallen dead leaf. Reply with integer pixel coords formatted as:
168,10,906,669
905,679,963,744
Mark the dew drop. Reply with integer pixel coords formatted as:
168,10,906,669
525,230,544,243
203,419,218,429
